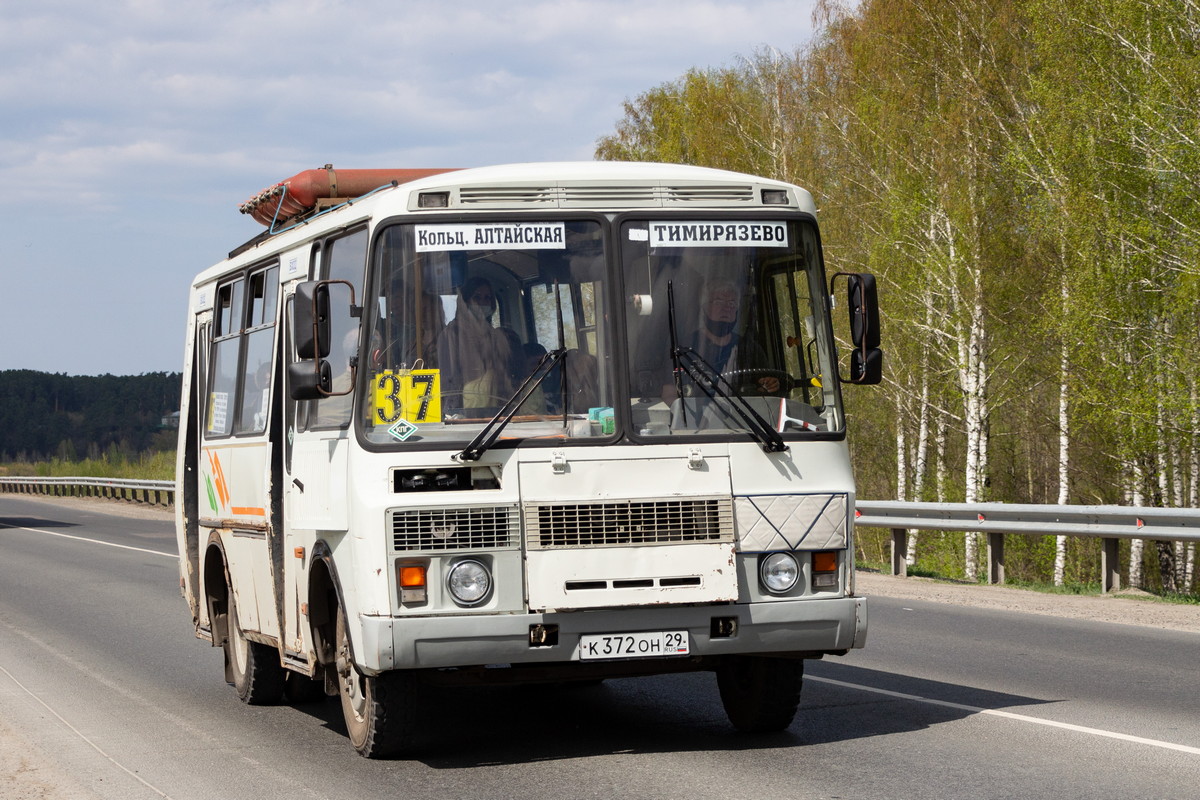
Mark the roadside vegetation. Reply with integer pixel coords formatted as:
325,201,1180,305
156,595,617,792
0,449,175,482
596,0,1199,598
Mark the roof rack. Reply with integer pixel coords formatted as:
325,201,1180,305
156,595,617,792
238,164,459,226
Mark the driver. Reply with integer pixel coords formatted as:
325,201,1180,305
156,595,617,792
664,279,778,401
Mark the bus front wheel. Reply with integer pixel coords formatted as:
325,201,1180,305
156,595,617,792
716,655,803,733
335,611,422,758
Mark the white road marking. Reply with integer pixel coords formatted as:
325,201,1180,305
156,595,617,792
0,523,175,558
0,662,173,798
810,675,1200,755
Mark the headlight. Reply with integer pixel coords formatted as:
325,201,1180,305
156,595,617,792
447,559,492,606
759,552,800,594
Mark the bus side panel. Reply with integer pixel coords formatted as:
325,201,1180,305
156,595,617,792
288,438,350,530
199,443,276,637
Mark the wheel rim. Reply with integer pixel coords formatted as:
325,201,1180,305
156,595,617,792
229,594,249,677
337,618,368,722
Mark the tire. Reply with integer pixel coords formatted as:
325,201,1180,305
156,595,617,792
716,655,804,733
335,610,423,758
225,586,285,705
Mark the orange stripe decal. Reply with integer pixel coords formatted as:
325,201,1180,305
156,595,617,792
207,450,231,509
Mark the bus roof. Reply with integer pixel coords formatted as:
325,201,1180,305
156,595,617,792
199,161,817,284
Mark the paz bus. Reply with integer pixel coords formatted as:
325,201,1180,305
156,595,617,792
175,161,882,757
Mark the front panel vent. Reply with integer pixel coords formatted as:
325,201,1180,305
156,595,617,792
666,185,755,203
525,497,734,549
390,505,519,552
459,186,559,205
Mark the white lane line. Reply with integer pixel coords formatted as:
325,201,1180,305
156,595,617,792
0,662,173,798
810,675,1200,756
0,523,175,559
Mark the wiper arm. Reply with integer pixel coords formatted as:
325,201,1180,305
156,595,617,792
454,348,567,462
673,347,788,453
667,279,688,426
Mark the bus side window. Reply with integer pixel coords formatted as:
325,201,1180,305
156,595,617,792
205,264,280,439
308,227,368,430
206,279,243,437
235,266,278,435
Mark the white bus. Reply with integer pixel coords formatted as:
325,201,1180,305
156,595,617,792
175,162,882,757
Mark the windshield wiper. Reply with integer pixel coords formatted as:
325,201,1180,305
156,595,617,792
455,281,571,462
453,347,567,462
666,280,787,453
672,348,788,453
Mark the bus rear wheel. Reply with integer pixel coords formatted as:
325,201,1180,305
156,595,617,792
716,655,804,733
225,586,285,705
335,611,422,758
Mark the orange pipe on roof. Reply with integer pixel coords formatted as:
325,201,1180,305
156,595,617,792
239,166,459,226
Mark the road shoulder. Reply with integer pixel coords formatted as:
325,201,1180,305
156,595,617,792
856,569,1200,634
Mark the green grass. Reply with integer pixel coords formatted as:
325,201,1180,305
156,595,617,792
0,450,175,481
999,577,1104,595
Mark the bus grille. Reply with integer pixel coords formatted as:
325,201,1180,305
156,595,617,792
390,506,519,552
525,497,734,549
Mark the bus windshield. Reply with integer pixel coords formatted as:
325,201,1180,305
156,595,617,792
360,218,614,447
621,217,843,438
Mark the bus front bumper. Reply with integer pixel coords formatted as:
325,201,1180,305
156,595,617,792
357,595,867,673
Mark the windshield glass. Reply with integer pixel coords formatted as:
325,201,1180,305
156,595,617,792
621,218,843,438
361,219,613,447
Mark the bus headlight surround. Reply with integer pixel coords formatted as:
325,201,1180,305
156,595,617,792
447,559,492,606
759,552,800,594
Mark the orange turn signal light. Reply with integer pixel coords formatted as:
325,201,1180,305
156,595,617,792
400,565,427,588
812,551,838,573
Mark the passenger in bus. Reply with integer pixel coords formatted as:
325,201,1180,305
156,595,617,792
437,277,517,412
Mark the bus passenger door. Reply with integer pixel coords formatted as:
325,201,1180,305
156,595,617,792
281,232,365,662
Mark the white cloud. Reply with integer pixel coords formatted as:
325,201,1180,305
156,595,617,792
0,0,818,374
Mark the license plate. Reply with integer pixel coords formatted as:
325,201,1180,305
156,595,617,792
578,631,690,661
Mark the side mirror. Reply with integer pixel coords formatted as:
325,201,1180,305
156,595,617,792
288,360,332,400
832,272,883,385
294,281,331,360
850,346,883,385
846,273,880,349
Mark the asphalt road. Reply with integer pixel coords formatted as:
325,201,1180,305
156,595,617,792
2,495,1198,799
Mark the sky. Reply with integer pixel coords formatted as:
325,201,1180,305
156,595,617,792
0,0,819,376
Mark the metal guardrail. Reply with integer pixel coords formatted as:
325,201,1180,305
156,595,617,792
855,500,1200,593
4,478,1195,593
0,476,175,507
